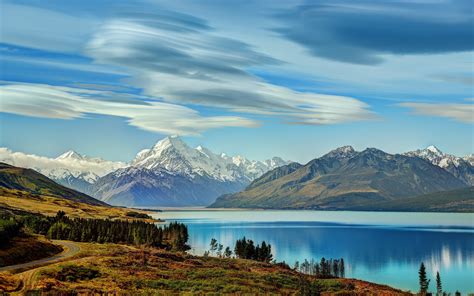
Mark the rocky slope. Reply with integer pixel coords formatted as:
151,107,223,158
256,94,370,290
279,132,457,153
91,136,290,207
210,146,468,209
405,145,474,185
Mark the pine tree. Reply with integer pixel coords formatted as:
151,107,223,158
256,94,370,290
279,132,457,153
224,246,232,258
210,238,218,255
436,272,442,296
418,262,430,294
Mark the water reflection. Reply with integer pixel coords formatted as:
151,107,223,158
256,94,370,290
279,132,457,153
159,213,474,294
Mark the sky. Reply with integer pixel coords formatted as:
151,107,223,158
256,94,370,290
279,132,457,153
0,0,473,163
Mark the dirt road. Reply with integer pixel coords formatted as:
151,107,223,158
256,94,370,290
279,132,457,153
0,240,81,272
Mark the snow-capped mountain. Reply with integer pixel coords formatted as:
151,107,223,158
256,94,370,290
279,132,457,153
0,148,126,193
90,136,290,207
130,136,288,182
405,146,474,185
464,154,474,166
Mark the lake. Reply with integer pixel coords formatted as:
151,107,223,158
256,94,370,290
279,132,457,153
154,210,474,294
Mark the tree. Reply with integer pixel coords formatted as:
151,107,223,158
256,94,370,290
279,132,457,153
217,244,223,257
418,262,430,294
210,238,218,255
436,272,442,296
224,246,232,258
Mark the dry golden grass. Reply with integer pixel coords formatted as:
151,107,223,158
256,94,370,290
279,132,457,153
0,240,412,295
0,188,159,222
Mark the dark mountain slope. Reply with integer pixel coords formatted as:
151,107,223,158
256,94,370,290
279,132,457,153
348,186,474,212
0,162,107,206
210,147,467,209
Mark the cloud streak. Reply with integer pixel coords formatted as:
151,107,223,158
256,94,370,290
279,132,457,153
274,0,474,65
85,11,375,125
399,101,474,123
0,82,258,135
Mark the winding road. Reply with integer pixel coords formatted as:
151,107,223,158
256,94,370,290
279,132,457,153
0,240,81,273
0,240,82,294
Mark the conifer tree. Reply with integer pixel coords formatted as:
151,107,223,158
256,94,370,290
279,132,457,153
418,262,430,294
435,272,442,296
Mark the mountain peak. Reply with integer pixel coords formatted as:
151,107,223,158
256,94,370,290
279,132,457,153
426,145,442,155
56,150,83,160
323,145,356,159
152,135,188,152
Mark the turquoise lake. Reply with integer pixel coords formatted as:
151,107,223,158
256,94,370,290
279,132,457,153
154,210,474,294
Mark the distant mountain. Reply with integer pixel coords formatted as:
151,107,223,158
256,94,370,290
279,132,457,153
210,146,468,210
90,136,290,207
0,162,107,206
405,146,474,185
347,186,473,212
0,148,126,194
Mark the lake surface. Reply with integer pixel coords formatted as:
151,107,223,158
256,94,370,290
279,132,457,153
154,210,474,294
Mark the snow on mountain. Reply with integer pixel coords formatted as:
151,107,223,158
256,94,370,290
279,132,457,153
464,154,474,166
405,146,473,185
130,135,290,182
0,147,126,185
90,136,291,207
322,145,356,160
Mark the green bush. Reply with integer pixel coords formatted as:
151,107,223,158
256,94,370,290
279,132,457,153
55,265,100,282
0,218,22,246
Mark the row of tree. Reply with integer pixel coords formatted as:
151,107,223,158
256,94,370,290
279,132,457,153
234,237,273,262
203,237,273,263
23,211,189,251
294,257,345,278
418,262,461,296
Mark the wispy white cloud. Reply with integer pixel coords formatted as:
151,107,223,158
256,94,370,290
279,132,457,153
85,13,375,125
399,101,474,123
0,82,258,135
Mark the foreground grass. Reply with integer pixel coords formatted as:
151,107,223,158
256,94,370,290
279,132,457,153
0,241,411,295
0,188,156,222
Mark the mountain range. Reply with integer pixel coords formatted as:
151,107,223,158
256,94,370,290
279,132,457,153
0,136,289,207
0,162,106,206
210,146,473,210
1,141,472,209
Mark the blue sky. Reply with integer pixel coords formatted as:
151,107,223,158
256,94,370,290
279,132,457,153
0,0,472,163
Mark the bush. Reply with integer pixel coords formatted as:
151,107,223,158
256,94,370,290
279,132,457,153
0,219,22,246
125,211,152,219
54,265,100,282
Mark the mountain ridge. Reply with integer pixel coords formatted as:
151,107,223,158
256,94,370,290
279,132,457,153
0,162,107,206
210,146,470,210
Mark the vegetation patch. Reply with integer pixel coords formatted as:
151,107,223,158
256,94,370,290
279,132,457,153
0,235,62,267
52,265,101,282
125,211,152,219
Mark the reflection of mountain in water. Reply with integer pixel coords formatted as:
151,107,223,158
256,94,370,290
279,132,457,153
184,221,474,272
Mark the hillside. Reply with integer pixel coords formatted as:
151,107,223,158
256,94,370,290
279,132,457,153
0,241,410,295
350,186,474,212
210,147,468,210
0,163,106,206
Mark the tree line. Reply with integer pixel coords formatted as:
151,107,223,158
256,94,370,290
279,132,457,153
21,211,189,251
204,237,273,263
294,257,345,278
0,218,21,246
418,262,462,296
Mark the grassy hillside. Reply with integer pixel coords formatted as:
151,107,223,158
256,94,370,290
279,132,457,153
350,186,474,212
0,242,411,295
210,149,467,210
0,162,106,206
0,188,156,221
